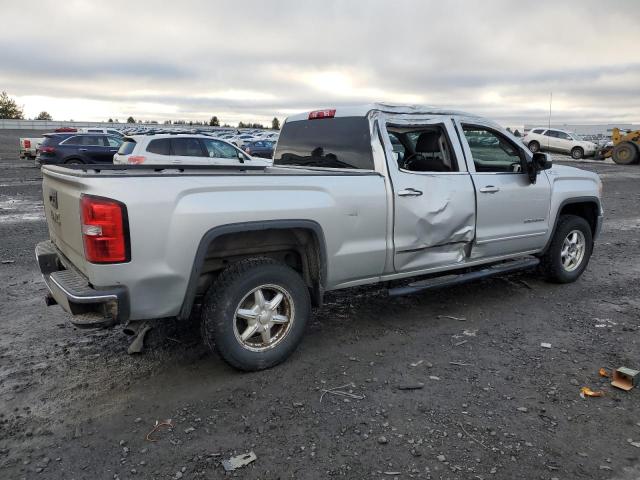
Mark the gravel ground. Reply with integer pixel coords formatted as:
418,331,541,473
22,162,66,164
1,136,639,480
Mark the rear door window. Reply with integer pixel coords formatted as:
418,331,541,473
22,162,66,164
106,136,122,147
61,135,82,145
146,139,171,155
118,140,136,155
274,117,373,169
82,135,106,146
171,138,205,156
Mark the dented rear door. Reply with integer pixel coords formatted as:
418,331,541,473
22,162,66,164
380,117,476,273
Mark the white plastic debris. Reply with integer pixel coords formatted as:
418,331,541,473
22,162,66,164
222,451,257,471
540,343,552,349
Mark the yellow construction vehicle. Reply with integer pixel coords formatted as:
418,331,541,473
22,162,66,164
606,128,640,165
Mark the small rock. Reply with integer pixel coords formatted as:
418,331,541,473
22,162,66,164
377,436,388,445
437,454,446,462
429,376,441,381
175,472,183,479
570,379,579,386
119,440,127,446
540,343,552,349
517,407,528,413
134,418,142,423
184,427,195,434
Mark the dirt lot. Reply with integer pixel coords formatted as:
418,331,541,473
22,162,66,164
1,136,639,480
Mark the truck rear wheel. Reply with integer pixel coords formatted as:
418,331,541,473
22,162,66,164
201,257,310,371
611,142,639,165
540,215,593,283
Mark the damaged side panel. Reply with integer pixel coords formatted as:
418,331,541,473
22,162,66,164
393,174,476,271
371,112,477,273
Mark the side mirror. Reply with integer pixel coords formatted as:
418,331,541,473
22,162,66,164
533,152,552,171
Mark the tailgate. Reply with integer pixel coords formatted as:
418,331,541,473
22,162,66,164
42,168,90,275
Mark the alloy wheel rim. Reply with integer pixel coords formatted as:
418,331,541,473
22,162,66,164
233,284,294,352
561,230,586,272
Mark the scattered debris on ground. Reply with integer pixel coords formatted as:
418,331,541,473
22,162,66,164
145,419,174,442
221,451,257,472
127,322,153,354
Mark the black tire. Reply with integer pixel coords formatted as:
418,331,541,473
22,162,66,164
65,159,84,165
540,215,593,283
528,141,540,153
570,147,584,160
611,142,639,165
201,257,310,371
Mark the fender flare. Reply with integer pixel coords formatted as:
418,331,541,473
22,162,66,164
541,196,602,253
178,219,328,320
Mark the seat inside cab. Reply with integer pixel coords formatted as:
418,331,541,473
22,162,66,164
387,126,457,173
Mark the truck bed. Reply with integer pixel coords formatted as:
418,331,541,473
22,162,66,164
41,164,388,320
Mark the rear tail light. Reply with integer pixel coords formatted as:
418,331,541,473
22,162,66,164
80,195,129,263
308,109,336,120
24,140,31,148
40,146,56,154
127,155,146,164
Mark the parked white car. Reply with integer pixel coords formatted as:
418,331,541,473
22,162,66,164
113,134,271,166
230,134,258,147
78,127,125,137
523,128,597,159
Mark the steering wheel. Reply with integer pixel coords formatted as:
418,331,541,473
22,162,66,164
401,152,421,169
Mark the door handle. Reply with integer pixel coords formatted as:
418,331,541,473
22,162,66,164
78,148,88,152
109,149,118,152
398,188,423,197
479,185,500,193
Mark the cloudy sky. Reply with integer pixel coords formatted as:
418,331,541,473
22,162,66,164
1,0,639,127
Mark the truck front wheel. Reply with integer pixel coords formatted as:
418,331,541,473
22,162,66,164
201,257,310,371
540,215,593,283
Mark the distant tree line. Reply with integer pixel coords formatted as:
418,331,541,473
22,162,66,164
1,91,282,128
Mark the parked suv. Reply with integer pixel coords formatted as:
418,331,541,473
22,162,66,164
523,128,597,159
243,140,275,158
36,133,123,166
113,134,271,166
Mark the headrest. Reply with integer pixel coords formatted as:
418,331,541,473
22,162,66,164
415,132,441,153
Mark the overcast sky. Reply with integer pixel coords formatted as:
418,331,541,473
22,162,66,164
1,0,639,127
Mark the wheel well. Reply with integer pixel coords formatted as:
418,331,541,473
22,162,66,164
195,227,324,306
571,146,583,152
64,157,84,164
559,201,598,235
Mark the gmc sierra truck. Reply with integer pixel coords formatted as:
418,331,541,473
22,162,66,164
36,104,603,371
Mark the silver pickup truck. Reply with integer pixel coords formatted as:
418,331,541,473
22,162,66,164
36,104,603,371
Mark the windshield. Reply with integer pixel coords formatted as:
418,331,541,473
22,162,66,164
568,132,582,141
